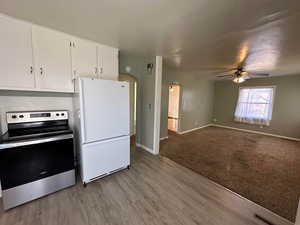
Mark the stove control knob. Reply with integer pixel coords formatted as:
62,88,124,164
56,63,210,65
61,113,65,116
56,113,59,116
12,115,17,119
19,115,24,118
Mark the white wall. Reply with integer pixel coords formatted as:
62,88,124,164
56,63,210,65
119,54,156,151
0,90,74,197
160,69,215,137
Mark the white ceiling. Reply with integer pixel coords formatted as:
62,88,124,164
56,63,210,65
1,0,300,76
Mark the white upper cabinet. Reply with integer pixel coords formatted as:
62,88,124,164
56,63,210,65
71,38,98,79
98,45,119,80
32,26,73,92
0,14,119,92
0,15,35,90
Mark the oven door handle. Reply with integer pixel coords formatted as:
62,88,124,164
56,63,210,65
0,134,73,150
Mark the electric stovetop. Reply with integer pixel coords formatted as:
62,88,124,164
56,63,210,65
0,120,73,143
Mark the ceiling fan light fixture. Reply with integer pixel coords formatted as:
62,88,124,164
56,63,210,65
233,77,245,84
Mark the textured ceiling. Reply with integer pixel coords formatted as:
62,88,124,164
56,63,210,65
1,0,300,76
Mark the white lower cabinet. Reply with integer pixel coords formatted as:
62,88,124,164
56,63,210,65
0,15,35,90
33,26,74,92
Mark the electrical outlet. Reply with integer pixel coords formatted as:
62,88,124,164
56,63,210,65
213,118,217,123
194,121,199,126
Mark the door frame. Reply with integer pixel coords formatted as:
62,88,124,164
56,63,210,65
153,56,163,155
296,199,300,225
119,73,138,138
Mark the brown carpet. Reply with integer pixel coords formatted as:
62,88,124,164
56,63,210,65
160,127,300,222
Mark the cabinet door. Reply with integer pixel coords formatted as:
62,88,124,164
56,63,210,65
0,15,35,90
33,26,73,92
71,38,98,78
98,45,119,80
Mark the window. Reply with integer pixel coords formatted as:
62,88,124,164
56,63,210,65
234,87,275,126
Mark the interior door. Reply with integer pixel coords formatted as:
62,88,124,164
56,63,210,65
80,78,129,143
33,26,73,92
0,15,35,89
98,45,119,80
71,38,98,78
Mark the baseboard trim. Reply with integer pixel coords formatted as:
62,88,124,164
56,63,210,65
212,124,300,142
136,143,156,154
178,124,212,135
160,136,168,141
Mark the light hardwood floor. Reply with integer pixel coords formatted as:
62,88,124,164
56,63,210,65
0,149,293,225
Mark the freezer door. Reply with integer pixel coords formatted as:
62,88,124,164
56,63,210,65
80,78,129,143
81,136,130,182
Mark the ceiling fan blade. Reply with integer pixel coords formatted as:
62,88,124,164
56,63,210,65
219,68,238,72
214,68,238,74
245,73,269,77
216,74,234,78
253,73,269,76
242,75,251,80
197,67,238,71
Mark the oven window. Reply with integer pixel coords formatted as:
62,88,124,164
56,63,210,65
0,138,74,190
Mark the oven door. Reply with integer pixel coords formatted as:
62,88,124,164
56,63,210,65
0,134,74,190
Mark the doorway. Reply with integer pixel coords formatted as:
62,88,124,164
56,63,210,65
119,74,137,145
168,84,180,132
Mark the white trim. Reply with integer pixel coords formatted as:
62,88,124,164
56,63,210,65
160,136,168,141
136,143,154,154
212,124,300,142
153,56,163,155
178,124,212,135
296,200,300,225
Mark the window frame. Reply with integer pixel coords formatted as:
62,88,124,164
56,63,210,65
235,85,276,125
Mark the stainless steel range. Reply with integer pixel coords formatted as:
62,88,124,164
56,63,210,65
0,111,75,210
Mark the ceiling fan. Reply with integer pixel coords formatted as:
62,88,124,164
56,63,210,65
216,65,269,83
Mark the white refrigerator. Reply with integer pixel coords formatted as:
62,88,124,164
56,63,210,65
74,78,130,185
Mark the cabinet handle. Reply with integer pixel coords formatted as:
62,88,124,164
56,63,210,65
30,66,33,74
95,67,98,74
40,67,44,75
100,68,103,74
73,42,75,48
